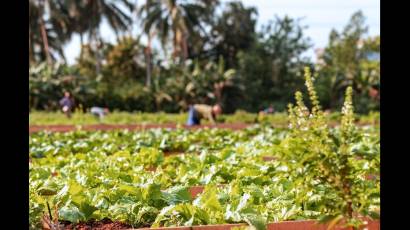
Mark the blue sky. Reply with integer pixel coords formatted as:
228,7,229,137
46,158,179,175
64,0,380,64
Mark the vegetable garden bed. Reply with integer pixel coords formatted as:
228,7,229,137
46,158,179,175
29,123,251,134
31,74,380,230
43,219,380,230
31,127,379,230
138,220,380,230
29,121,378,134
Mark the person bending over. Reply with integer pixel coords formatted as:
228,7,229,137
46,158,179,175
186,104,222,126
90,106,109,120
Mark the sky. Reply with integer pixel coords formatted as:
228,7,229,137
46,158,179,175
63,0,380,65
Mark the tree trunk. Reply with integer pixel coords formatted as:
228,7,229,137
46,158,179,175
182,34,188,61
171,6,179,60
92,29,102,76
95,45,102,76
29,32,36,65
145,39,152,87
79,33,84,61
39,17,51,64
173,27,180,60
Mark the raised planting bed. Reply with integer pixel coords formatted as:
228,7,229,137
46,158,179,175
141,220,380,230
43,218,133,230
29,121,378,134
39,184,380,230
29,123,251,134
30,128,379,230
43,219,380,230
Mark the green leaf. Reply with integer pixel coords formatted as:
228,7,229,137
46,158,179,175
59,206,85,223
68,180,83,195
79,202,98,219
196,185,222,211
37,188,57,196
163,186,192,205
118,184,142,198
244,214,266,230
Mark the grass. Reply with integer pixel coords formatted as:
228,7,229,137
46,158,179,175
29,110,379,126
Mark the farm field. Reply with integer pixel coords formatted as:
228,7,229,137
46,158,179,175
29,111,380,127
29,0,380,229
30,74,380,230
30,124,380,230
29,123,252,134
29,75,381,230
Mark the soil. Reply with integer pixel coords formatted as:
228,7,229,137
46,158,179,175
29,121,377,134
59,219,133,230
29,123,250,134
49,219,380,230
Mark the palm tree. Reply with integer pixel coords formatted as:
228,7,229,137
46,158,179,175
138,0,218,61
29,0,133,63
144,30,155,87
66,0,133,41
64,0,89,60
29,0,42,64
29,0,73,64
65,0,133,73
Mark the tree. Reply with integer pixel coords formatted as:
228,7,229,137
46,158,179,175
63,0,133,73
262,16,312,87
315,11,379,113
65,0,91,60
210,1,258,68
30,0,53,64
104,36,146,84
138,0,218,61
236,15,312,111
355,35,380,112
29,0,133,66
29,0,73,64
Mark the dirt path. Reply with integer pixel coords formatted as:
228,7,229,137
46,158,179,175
29,121,378,134
29,123,251,134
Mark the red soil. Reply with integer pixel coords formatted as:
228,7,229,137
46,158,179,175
57,219,133,230
29,123,250,134
48,219,380,230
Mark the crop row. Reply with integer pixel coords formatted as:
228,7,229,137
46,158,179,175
29,126,379,229
29,111,380,126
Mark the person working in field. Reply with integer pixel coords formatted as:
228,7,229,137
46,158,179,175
90,106,109,120
59,91,74,118
186,104,222,126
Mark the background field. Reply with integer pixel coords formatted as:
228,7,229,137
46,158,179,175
29,111,379,126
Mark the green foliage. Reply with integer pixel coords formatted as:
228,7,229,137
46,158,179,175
29,110,379,126
76,44,100,79
30,2,379,115
235,16,312,112
29,120,379,229
104,37,146,84
211,1,258,68
315,11,380,113
282,67,379,228
29,62,98,110
138,0,218,61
